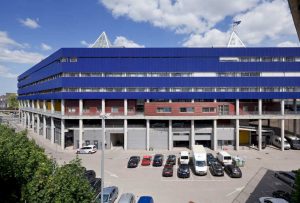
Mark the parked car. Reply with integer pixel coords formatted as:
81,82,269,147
179,151,189,165
272,190,291,202
207,153,217,166
152,154,164,167
90,178,102,195
127,156,140,168
166,155,176,165
97,186,119,203
258,197,288,203
141,155,152,166
84,170,96,182
118,193,136,203
271,135,291,150
216,151,232,166
209,162,224,176
177,164,190,178
285,135,300,150
76,145,97,154
274,171,296,188
162,164,173,177
224,164,242,178
137,196,154,203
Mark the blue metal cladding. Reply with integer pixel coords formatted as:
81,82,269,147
18,47,300,100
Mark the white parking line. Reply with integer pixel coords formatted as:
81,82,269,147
105,170,118,178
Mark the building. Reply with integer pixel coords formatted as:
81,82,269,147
289,0,300,41
18,47,300,151
0,93,17,109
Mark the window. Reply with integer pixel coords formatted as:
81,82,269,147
180,107,195,113
60,57,68,63
202,107,215,113
70,57,77,62
111,107,119,113
157,107,172,113
68,108,76,113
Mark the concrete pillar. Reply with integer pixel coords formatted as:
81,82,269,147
146,119,150,150
124,99,128,116
79,99,83,116
43,100,46,112
124,119,128,150
214,99,217,103
61,119,65,150
146,99,150,103
258,99,262,115
190,120,195,148
51,100,54,114
43,116,46,139
31,113,34,129
191,99,195,103
235,119,239,151
37,100,40,110
236,99,239,116
281,119,285,151
169,99,172,103
258,119,262,151
293,99,297,136
213,119,217,151
31,100,34,109
79,119,83,148
102,99,105,113
51,117,54,144
281,99,285,116
37,115,40,135
61,99,65,116
27,112,30,129
169,120,172,150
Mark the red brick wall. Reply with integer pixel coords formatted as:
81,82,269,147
105,100,124,115
65,100,79,115
83,100,101,115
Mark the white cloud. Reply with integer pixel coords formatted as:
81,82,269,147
19,18,40,29
100,0,259,34
277,41,299,47
233,0,297,45
0,64,18,79
80,40,92,47
183,29,229,47
113,36,144,47
41,43,52,51
0,31,23,48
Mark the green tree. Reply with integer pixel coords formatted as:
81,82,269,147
7,94,18,109
292,169,300,203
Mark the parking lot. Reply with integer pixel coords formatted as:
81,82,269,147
2,116,299,203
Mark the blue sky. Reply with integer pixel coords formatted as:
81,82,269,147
0,0,299,94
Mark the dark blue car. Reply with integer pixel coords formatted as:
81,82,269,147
137,196,154,203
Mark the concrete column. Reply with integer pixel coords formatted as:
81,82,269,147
214,99,217,103
190,120,195,148
293,99,297,136
146,119,150,150
281,119,285,151
79,119,83,148
51,100,54,114
43,100,46,112
124,119,128,150
169,99,172,103
281,99,285,115
61,99,65,116
43,116,46,139
258,119,262,151
191,99,195,103
213,119,217,151
37,115,40,135
169,120,172,150
37,100,40,110
102,99,105,113
258,99,262,115
27,112,30,129
61,119,65,150
235,119,239,151
236,99,239,116
79,99,83,116
51,117,54,144
124,99,128,116
31,113,34,129
146,99,150,103
31,100,34,109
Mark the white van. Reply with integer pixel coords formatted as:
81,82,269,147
191,145,207,175
179,151,189,165
216,151,232,166
271,135,291,150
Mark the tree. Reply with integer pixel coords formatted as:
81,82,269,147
7,94,18,109
292,169,300,203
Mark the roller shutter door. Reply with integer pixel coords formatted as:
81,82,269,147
150,129,168,150
127,129,146,149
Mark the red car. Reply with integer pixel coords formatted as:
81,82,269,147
141,155,152,166
162,164,174,177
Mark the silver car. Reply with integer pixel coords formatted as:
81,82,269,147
274,171,296,188
97,186,119,203
118,193,136,203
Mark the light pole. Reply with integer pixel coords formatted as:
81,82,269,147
100,113,110,203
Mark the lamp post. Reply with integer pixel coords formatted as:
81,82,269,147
100,113,110,203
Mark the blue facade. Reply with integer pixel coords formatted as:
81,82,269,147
18,48,300,100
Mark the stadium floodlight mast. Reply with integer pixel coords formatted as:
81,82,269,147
99,113,110,203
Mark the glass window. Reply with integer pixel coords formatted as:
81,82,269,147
111,107,119,113
157,107,172,113
202,107,215,113
180,107,195,113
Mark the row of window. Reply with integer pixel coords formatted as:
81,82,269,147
220,57,300,62
156,106,220,113
19,86,300,97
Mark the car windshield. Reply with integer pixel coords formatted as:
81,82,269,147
144,158,150,161
196,161,206,167
224,156,231,160
181,156,188,159
81,147,90,150
284,141,289,145
100,194,109,202
291,140,300,144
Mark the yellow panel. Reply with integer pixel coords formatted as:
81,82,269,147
47,101,51,110
239,130,250,145
55,101,61,112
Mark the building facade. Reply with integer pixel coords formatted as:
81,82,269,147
289,0,300,41
18,48,300,151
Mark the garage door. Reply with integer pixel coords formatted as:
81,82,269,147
127,129,146,150
150,129,168,150
239,130,250,145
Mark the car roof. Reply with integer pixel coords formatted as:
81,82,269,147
86,145,96,147
138,196,153,202
218,151,231,156
119,193,134,202
143,155,151,158
103,186,117,194
180,151,189,156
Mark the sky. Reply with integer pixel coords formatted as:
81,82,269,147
0,0,299,95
